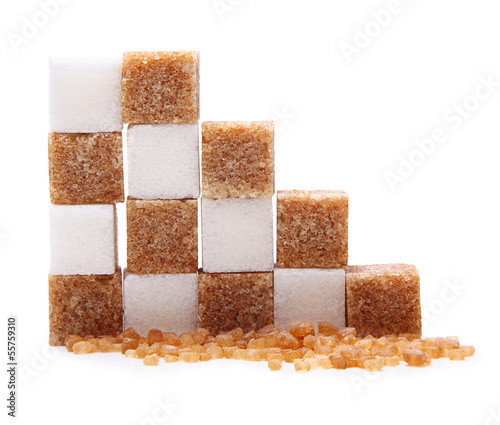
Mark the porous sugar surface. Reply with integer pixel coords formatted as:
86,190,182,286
49,269,123,346
345,264,422,338
127,199,197,274
201,121,274,198
277,190,348,268
198,272,273,334
48,132,124,204
122,51,199,124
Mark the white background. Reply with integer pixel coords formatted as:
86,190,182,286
1,0,499,424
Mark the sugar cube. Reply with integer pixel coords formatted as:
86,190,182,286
127,124,199,199
49,268,123,345
274,268,346,330
49,57,122,133
198,272,273,335
123,272,198,336
49,205,117,275
201,121,274,198
127,199,198,274
345,264,422,338
201,198,273,273
48,132,124,204
122,51,200,124
277,190,348,268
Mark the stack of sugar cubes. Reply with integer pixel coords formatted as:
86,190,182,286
122,52,200,337
48,57,124,345
48,50,423,346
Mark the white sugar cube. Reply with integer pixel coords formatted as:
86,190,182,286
123,272,198,336
201,198,274,273
127,124,200,199
49,205,116,275
274,268,346,330
49,57,122,133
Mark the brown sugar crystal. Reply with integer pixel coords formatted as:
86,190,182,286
201,121,274,198
277,190,348,268
48,132,124,205
49,269,123,346
122,51,200,124
127,199,197,274
198,272,273,335
345,264,422,338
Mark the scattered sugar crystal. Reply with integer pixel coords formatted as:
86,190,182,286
277,190,348,268
364,358,384,372
201,121,274,198
147,329,164,345
123,272,198,336
403,349,428,366
198,272,273,335
72,341,92,354
121,338,139,354
48,132,124,204
65,335,83,352
461,346,475,357
127,124,200,199
289,321,315,339
125,349,137,358
268,359,282,371
179,351,200,363
201,198,273,273
49,205,117,275
329,354,347,369
345,264,422,338
48,269,123,345
164,355,179,363
122,51,199,124
49,57,122,133
127,199,198,274
143,354,160,366
274,268,346,331
448,349,466,360
294,359,310,373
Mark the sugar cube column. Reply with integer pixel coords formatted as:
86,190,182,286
199,121,275,334
48,57,124,345
274,190,349,330
122,52,200,335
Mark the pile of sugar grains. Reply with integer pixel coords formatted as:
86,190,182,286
48,51,474,373
66,321,474,371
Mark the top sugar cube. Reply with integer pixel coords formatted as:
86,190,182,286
49,57,122,133
121,51,200,124
201,121,275,198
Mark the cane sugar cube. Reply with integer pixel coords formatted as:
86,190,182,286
127,124,199,199
198,272,273,335
48,132,124,204
127,199,197,274
201,198,273,273
274,268,346,330
49,205,117,275
122,51,200,124
277,190,348,268
123,273,198,336
49,268,123,345
345,264,422,338
201,121,275,198
49,57,122,133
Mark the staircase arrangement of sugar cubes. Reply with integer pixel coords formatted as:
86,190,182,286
48,51,421,346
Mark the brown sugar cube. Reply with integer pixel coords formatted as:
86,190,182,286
345,264,422,338
198,272,273,335
122,51,199,124
201,121,274,198
127,199,197,274
49,269,123,346
48,132,124,204
277,190,348,268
